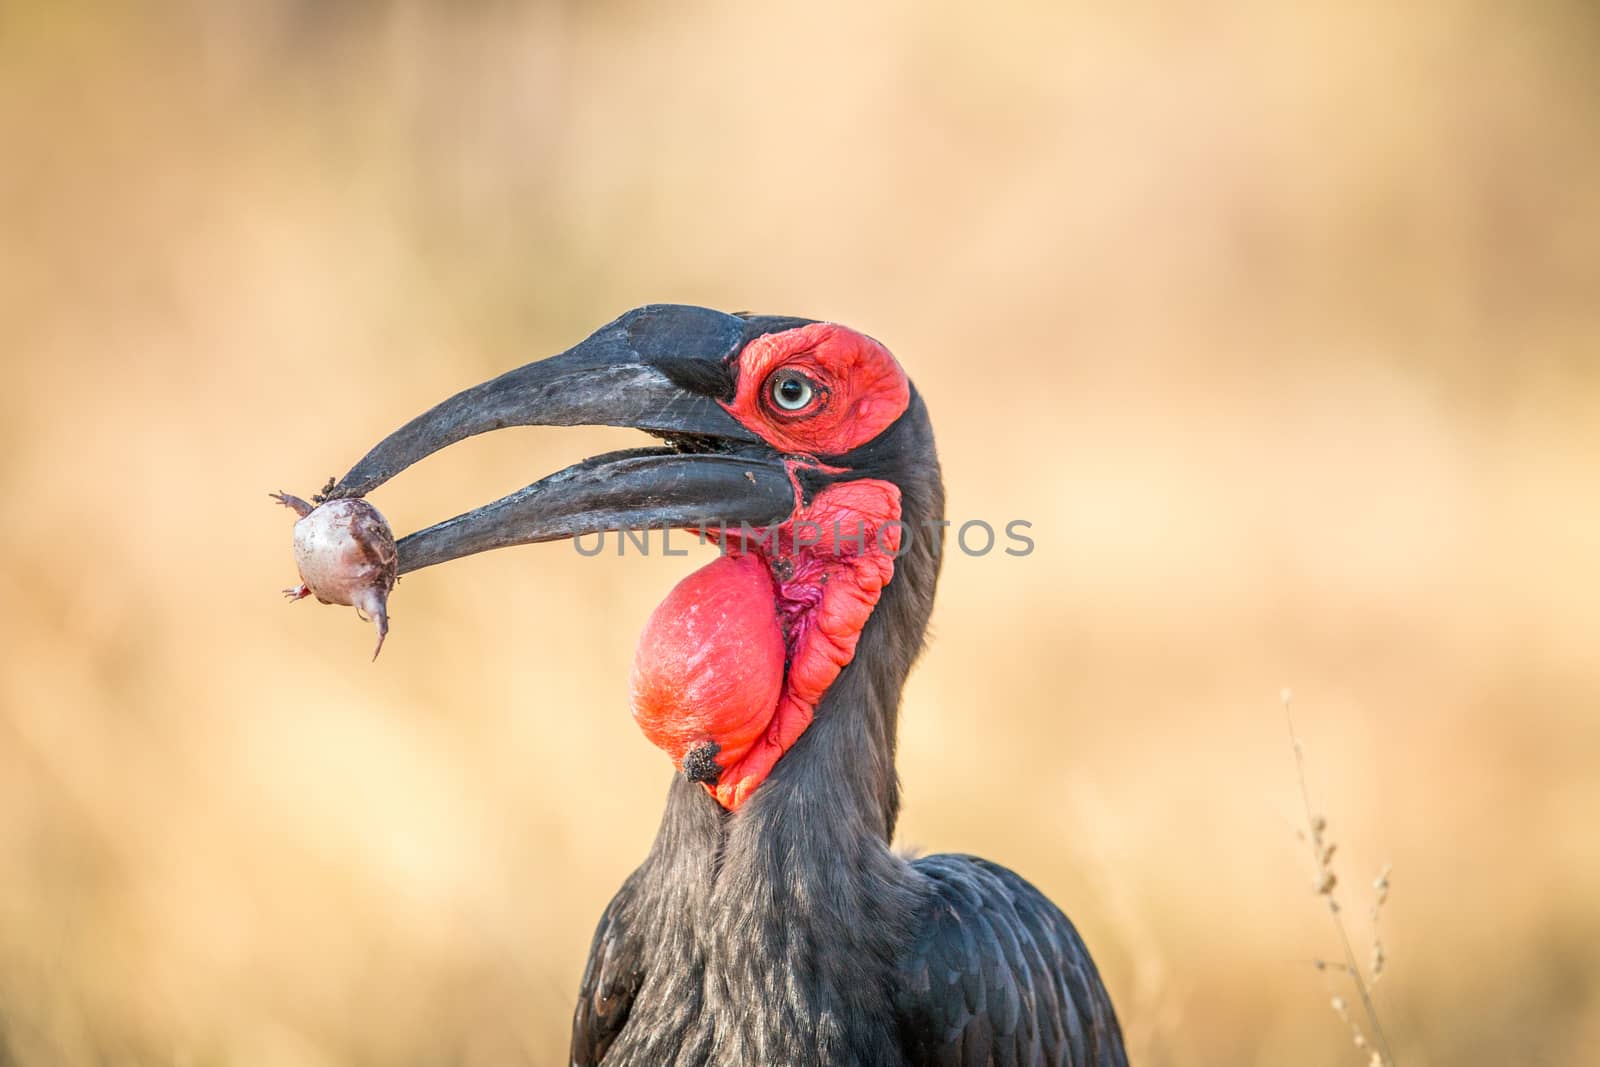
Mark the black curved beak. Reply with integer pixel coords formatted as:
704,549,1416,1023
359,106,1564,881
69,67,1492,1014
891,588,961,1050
325,305,796,575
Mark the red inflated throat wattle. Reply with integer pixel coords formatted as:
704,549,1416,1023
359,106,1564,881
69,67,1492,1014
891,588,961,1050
628,323,911,810
631,482,903,809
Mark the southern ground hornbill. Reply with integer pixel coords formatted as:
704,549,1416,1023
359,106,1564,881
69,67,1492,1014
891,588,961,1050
324,305,1127,1066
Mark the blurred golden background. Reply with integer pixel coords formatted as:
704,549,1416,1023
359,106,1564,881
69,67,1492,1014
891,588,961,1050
3,2,1598,1064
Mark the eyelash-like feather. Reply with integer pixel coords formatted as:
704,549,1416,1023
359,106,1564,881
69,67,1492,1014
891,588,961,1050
653,355,737,402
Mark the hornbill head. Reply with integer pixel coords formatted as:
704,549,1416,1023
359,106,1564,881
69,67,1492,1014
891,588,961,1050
333,304,942,809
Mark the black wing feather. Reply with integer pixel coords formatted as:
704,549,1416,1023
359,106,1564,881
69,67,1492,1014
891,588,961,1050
570,874,643,1067
896,854,1128,1067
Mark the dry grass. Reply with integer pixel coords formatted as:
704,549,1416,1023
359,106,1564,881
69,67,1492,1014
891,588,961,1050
1285,690,1394,1066
3,2,1599,1064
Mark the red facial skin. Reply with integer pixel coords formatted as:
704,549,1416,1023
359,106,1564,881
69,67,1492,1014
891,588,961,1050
723,323,910,458
629,324,913,810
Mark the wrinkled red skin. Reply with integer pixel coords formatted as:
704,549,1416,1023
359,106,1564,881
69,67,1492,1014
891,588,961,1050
629,323,911,811
631,481,903,809
721,480,901,808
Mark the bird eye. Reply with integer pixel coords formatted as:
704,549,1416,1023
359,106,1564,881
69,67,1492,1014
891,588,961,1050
768,371,815,412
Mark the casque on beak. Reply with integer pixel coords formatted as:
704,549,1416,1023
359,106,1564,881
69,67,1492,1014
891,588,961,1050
325,305,798,574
